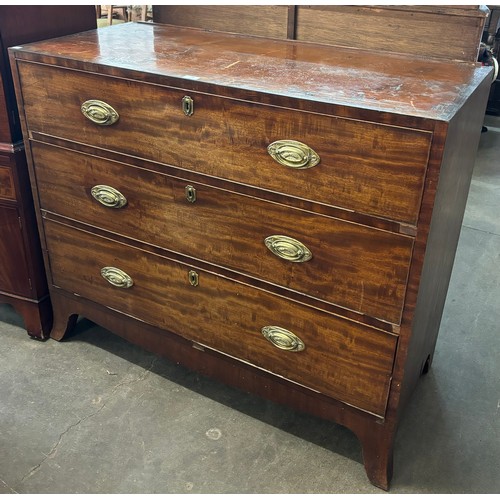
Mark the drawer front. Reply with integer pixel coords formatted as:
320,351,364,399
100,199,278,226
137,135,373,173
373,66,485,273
19,62,431,224
0,165,15,201
33,142,414,324
44,219,397,416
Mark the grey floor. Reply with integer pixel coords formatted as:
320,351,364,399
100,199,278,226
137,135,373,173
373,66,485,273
1,116,499,494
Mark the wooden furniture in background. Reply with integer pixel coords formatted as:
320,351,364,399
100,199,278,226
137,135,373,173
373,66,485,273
0,5,96,338
294,5,488,61
152,4,488,62
107,6,129,25
153,5,293,38
96,5,149,25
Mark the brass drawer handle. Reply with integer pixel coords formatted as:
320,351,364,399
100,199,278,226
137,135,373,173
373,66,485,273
264,235,312,262
182,96,194,116
100,267,133,288
267,140,320,169
81,99,119,126
262,326,305,352
91,185,127,208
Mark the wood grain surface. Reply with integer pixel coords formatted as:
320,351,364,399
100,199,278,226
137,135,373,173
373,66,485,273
33,141,414,324
44,218,397,417
152,4,487,65
11,23,491,121
296,6,486,62
153,5,290,39
19,62,432,225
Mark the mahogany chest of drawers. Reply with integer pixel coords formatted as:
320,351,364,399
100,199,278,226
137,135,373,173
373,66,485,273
9,22,492,488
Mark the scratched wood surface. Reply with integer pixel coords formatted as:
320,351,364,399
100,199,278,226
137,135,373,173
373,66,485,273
11,22,490,121
152,5,487,63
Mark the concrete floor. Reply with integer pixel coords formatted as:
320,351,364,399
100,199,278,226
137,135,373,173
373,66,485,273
1,115,499,494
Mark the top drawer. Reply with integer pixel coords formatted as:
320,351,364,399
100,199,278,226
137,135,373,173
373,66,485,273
17,62,432,225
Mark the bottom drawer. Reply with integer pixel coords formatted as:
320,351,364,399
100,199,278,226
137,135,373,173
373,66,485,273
44,220,398,416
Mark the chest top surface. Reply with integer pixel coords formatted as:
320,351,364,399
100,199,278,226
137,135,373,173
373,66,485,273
11,23,492,123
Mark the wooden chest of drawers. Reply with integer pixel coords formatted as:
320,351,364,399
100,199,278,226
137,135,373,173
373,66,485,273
9,22,492,489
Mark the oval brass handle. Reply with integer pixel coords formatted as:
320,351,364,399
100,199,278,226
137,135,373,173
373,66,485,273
91,185,127,209
264,235,312,262
262,326,305,352
100,267,133,288
267,140,320,169
81,99,119,126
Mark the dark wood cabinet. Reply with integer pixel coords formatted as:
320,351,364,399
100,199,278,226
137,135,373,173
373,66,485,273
0,5,96,338
0,203,32,297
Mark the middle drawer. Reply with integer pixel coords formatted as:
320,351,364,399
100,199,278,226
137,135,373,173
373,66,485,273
33,141,414,324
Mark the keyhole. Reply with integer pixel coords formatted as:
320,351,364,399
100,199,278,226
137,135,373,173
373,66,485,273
185,185,197,203
182,96,194,116
188,270,199,287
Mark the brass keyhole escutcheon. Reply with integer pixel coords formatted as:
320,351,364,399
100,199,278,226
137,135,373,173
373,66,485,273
182,96,194,116
188,270,199,287
185,185,197,203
